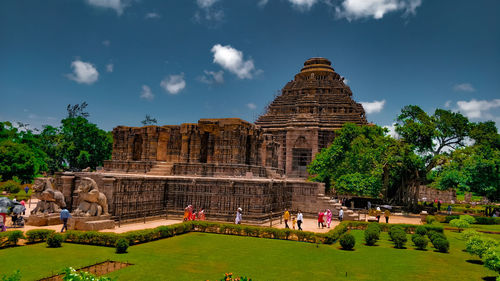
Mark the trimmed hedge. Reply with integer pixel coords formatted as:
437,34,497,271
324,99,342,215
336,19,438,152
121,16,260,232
433,238,449,253
26,229,55,244
0,231,25,248
47,233,63,248
339,233,355,250
412,234,428,250
364,223,381,246
115,238,129,254
475,217,500,225
343,221,443,234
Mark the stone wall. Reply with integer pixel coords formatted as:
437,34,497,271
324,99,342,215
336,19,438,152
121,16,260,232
418,185,456,203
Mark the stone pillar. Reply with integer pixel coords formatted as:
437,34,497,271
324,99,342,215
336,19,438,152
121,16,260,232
102,177,116,215
60,175,75,211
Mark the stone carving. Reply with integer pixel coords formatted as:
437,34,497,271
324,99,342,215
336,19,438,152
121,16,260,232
73,177,109,217
31,178,66,215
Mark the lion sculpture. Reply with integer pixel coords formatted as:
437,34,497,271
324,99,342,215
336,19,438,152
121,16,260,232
31,178,66,215
73,177,109,217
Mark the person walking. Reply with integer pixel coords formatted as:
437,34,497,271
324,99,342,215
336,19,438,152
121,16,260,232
235,207,242,224
318,210,325,228
384,209,390,223
339,208,344,222
376,207,381,223
447,205,452,215
60,208,71,233
297,210,303,231
24,185,29,194
20,200,26,215
367,201,372,210
198,208,206,220
437,200,441,211
283,209,290,229
326,209,333,228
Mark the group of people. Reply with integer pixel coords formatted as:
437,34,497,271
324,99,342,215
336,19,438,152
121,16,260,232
317,209,341,229
183,205,206,221
283,209,304,230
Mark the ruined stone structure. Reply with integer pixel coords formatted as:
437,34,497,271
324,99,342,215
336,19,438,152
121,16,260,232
51,58,366,223
256,57,367,177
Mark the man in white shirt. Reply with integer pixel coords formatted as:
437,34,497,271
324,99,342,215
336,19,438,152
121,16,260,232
297,211,303,231
339,209,344,222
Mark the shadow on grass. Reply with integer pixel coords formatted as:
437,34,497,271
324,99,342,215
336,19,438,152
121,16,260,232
466,259,484,265
482,276,497,281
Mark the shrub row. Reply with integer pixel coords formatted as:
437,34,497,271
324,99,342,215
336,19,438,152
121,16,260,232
389,226,408,249
427,231,449,253
0,231,25,248
444,215,500,225
344,221,443,234
25,229,55,243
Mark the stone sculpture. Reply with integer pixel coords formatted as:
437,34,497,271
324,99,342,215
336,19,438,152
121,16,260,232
73,177,109,217
31,178,66,215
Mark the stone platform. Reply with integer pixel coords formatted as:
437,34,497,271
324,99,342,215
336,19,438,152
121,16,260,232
68,215,115,231
26,214,61,226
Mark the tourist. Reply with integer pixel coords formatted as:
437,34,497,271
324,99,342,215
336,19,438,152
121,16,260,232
283,208,290,229
235,208,242,224
297,210,303,231
20,200,25,215
24,185,29,194
198,208,206,220
292,216,296,230
190,209,197,221
437,200,441,211
384,209,390,223
447,205,452,215
183,205,192,221
326,209,332,228
376,207,381,223
339,208,344,222
60,208,71,233
13,197,17,203
367,201,371,210
318,210,325,228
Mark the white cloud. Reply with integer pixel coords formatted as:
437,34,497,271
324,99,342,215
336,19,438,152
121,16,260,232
456,99,500,119
140,85,154,101
453,83,476,92
160,74,186,94
335,0,422,20
288,0,317,10
360,99,386,114
67,60,99,85
145,12,161,19
196,0,219,9
86,0,128,15
211,44,257,79
383,123,400,139
199,70,224,84
258,0,269,7
444,100,452,108
102,40,111,47
194,0,224,24
106,63,114,73
247,103,257,110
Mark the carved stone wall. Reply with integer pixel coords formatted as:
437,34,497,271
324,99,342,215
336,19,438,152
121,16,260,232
418,185,457,203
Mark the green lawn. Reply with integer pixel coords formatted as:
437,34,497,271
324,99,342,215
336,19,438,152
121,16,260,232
0,230,498,281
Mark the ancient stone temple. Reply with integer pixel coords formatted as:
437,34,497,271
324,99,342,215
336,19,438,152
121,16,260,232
256,57,367,177
52,58,367,223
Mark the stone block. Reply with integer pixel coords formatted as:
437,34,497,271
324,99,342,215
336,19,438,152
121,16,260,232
78,220,115,231
26,215,48,226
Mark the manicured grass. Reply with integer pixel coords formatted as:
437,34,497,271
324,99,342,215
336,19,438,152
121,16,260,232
0,230,497,280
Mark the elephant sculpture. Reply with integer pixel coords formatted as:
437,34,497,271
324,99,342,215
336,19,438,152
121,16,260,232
31,178,66,215
73,177,109,217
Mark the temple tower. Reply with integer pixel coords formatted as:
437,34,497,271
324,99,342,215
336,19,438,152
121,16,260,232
255,57,367,178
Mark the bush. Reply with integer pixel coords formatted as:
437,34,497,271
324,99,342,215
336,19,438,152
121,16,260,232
460,215,477,224
3,231,25,247
26,229,55,243
466,235,498,259
47,233,64,248
483,248,500,275
339,233,355,250
0,180,21,194
428,231,446,243
475,217,500,225
426,215,436,224
412,234,429,250
450,219,470,232
415,226,428,236
433,238,450,253
115,238,129,254
389,225,404,241
444,215,460,223
391,229,408,249
364,228,380,246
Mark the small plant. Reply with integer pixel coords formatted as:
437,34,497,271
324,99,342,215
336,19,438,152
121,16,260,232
0,270,21,281
115,238,129,254
459,215,476,224
220,272,252,281
339,233,355,250
426,215,436,224
466,235,498,259
62,267,112,281
461,229,480,241
415,226,427,236
391,229,408,249
364,228,380,246
4,231,25,247
47,233,64,248
433,238,449,253
482,248,500,277
450,219,470,232
412,234,428,250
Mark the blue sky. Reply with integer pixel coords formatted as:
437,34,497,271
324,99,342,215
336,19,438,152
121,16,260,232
1,0,499,131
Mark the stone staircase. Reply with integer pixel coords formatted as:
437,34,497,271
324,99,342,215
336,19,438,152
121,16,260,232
146,162,173,176
315,193,359,221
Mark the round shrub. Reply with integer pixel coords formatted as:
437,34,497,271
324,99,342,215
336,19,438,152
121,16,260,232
450,219,470,232
46,233,63,248
115,238,129,254
389,225,404,241
415,226,427,236
412,234,429,250
391,229,408,249
366,223,381,234
428,232,446,243
364,228,380,246
459,215,476,224
433,238,449,253
339,233,355,250
426,215,436,224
